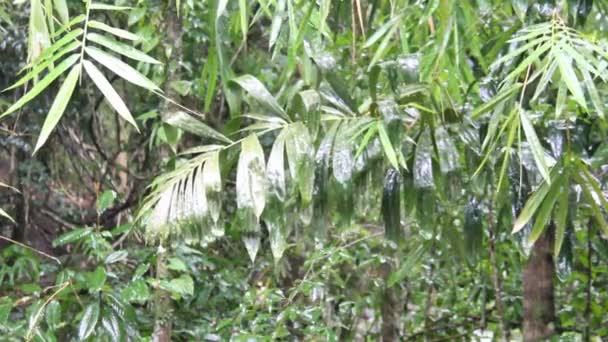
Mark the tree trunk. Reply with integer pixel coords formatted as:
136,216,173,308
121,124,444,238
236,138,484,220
523,226,555,341
153,246,173,342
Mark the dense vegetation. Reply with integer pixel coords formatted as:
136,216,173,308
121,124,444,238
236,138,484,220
1,0,607,340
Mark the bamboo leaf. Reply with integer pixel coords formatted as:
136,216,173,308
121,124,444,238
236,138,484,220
1,54,79,118
471,84,521,119
513,179,553,234
520,109,550,183
553,187,569,257
527,174,565,246
34,64,81,153
87,33,161,64
85,46,160,91
377,121,400,171
82,59,139,132
556,50,587,110
88,20,140,41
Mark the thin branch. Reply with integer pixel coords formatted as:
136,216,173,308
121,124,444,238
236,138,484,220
0,234,61,264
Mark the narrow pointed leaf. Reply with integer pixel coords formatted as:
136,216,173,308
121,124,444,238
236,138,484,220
83,60,139,131
88,20,140,41
86,46,160,91
553,188,569,257
556,50,586,109
520,110,550,183
34,64,80,153
87,33,161,64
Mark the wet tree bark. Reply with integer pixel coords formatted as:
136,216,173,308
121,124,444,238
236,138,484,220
523,225,555,341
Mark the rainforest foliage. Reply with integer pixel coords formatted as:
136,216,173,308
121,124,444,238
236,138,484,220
0,0,608,341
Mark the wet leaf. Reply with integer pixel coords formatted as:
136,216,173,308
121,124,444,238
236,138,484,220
237,134,266,219
382,168,401,242
78,302,100,340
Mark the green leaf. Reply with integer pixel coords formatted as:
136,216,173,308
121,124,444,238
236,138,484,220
237,134,267,219
87,266,107,292
78,302,100,340
87,33,161,64
0,298,12,326
96,189,116,213
85,46,160,91
167,257,188,272
34,64,80,153
377,122,400,171
159,274,194,299
82,59,140,131
471,84,521,119
553,188,569,257
88,20,140,41
267,129,287,201
527,174,566,246
520,110,550,183
285,123,315,204
581,68,604,118
54,0,69,24
45,300,61,331
104,250,128,264
53,227,92,246
121,280,150,303
1,54,79,118
513,179,552,234
163,111,231,143
556,50,587,110
230,75,288,120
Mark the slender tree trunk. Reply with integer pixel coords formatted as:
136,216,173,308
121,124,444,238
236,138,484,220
380,261,403,341
523,225,555,341
153,2,182,341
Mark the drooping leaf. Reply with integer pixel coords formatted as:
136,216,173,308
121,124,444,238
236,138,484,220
87,33,161,64
86,46,160,91
163,111,231,143
230,75,288,120
237,134,266,220
88,20,141,41
202,151,221,225
285,123,314,204
82,60,139,132
520,109,550,183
